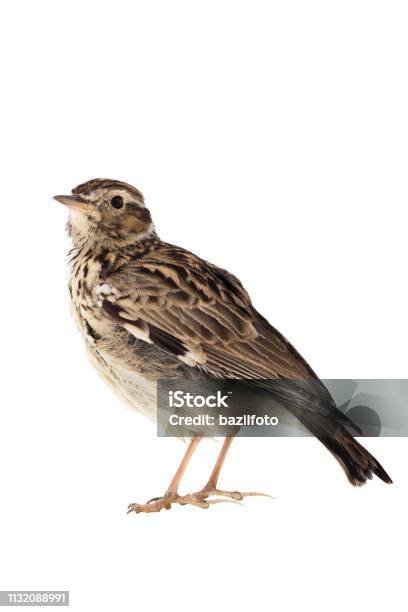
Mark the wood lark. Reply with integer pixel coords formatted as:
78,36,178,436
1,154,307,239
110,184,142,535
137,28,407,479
54,178,392,513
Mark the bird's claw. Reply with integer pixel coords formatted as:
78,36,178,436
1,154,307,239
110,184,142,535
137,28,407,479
127,488,273,514
127,493,209,514
127,499,171,514
194,488,274,501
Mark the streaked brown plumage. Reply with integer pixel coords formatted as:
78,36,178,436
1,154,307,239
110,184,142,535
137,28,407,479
54,178,392,513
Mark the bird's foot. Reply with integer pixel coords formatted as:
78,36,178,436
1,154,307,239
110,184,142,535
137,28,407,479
127,492,210,514
127,488,273,513
194,486,273,502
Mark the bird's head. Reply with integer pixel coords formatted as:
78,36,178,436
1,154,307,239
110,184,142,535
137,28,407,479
54,178,155,247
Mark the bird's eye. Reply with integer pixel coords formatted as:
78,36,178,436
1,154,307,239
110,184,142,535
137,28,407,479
110,195,124,210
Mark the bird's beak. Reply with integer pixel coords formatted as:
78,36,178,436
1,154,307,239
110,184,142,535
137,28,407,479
53,195,97,217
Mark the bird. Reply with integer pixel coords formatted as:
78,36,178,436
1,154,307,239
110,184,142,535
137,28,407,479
54,178,392,513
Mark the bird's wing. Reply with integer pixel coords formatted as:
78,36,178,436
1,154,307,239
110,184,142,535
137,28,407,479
98,242,361,434
97,242,315,380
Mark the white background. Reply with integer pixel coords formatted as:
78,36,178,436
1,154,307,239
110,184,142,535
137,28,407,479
0,2,407,611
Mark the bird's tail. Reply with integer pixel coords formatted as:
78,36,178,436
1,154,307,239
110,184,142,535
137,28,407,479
314,424,392,486
258,378,393,486
290,401,393,486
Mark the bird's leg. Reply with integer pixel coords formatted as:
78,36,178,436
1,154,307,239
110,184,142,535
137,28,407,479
164,436,202,498
128,436,209,513
194,436,272,502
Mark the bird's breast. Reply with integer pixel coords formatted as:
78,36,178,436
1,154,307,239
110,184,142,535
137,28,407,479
69,253,109,341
